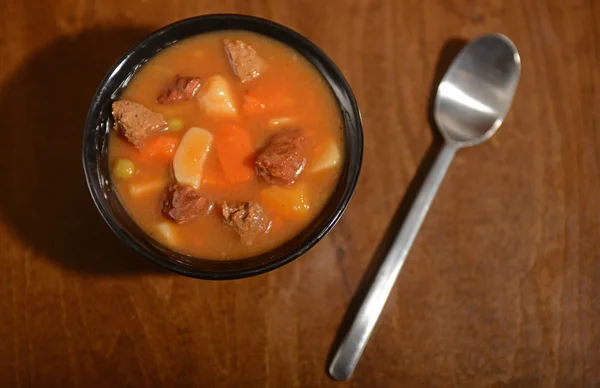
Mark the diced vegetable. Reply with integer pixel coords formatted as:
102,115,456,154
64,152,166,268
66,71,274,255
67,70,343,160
312,140,341,173
215,124,255,184
129,180,164,197
270,215,283,233
173,127,213,189
242,88,293,115
197,75,237,118
260,184,311,219
202,167,230,189
139,136,179,160
156,222,177,245
242,95,265,115
267,117,295,128
113,159,136,179
167,118,184,131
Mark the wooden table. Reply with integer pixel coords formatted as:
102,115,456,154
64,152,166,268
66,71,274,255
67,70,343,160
1,0,599,386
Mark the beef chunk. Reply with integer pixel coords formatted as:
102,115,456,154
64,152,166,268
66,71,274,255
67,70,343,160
157,75,201,104
224,39,266,83
161,184,213,224
222,201,270,246
255,129,306,185
112,100,167,148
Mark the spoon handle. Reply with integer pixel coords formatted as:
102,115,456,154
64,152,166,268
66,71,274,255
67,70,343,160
328,143,457,381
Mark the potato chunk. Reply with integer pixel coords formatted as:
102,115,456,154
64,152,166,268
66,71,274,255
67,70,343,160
260,184,311,220
312,140,341,173
197,75,237,118
156,222,177,246
173,127,213,189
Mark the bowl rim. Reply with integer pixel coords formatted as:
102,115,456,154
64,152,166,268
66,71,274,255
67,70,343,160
82,13,363,279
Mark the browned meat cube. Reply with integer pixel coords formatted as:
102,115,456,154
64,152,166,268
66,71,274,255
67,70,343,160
224,39,266,83
161,184,213,224
112,100,167,148
222,202,270,246
255,128,306,185
157,75,202,104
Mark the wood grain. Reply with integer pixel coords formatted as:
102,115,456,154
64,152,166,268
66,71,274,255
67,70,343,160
0,0,599,386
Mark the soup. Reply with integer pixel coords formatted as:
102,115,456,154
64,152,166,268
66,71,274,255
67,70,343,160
108,30,343,260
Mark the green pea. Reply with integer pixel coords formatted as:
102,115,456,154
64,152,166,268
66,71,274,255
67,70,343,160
167,118,184,131
113,159,136,179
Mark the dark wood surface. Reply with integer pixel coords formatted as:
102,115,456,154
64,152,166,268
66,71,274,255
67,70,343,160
1,0,599,386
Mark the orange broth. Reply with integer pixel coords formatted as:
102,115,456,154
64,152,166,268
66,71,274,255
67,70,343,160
109,30,344,259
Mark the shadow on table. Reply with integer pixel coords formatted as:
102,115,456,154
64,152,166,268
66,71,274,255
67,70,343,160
327,38,468,378
0,26,166,275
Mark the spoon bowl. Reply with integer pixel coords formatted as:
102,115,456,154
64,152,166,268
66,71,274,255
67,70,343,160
435,34,521,146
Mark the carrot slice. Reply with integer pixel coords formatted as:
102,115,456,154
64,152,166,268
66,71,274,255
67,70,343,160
242,95,265,115
242,88,294,115
215,124,256,184
203,166,230,189
139,136,179,160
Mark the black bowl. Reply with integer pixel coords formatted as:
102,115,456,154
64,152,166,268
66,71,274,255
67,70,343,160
82,14,363,280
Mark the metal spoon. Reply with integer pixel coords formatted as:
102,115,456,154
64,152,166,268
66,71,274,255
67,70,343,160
328,34,521,381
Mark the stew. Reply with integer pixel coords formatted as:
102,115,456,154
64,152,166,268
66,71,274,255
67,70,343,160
108,30,344,260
